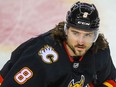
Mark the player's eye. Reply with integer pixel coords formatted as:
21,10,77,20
73,31,79,36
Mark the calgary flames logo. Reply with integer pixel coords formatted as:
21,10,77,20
38,45,58,64
68,75,85,87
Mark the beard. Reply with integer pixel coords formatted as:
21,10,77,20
73,44,87,56
75,50,85,56
66,41,91,56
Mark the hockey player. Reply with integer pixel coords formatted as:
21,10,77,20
0,1,116,87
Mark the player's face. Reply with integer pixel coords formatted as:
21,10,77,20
65,27,94,56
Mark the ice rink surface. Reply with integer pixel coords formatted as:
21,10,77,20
0,0,116,69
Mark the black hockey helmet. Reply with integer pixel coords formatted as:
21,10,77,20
66,1,100,31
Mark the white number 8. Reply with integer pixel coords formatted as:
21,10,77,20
14,67,33,84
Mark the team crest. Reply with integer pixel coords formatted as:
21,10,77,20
68,75,85,87
38,45,58,64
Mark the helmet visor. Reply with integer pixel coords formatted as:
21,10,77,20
74,29,99,43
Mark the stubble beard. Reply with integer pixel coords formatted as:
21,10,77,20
66,42,87,56
73,44,87,56
74,49,85,56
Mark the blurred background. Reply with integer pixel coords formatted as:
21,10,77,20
0,0,116,69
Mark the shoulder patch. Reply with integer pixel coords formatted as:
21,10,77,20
38,45,58,64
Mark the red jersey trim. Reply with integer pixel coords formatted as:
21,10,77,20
103,80,116,87
88,83,94,87
63,42,83,62
0,75,3,85
63,42,74,62
88,80,116,87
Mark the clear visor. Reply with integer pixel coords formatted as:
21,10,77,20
76,30,99,43
92,30,99,42
64,23,99,43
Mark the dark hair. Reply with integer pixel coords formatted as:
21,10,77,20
50,21,109,53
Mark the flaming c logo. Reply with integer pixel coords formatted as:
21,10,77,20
38,45,58,64
68,75,85,87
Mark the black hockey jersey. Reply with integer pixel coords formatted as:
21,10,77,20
0,32,116,87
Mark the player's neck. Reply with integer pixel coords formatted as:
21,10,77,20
65,44,76,56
